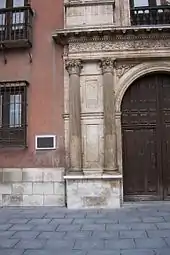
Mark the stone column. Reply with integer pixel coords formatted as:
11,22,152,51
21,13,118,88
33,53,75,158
100,58,118,174
66,59,83,173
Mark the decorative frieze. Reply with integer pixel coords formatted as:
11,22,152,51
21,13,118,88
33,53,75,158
68,37,170,53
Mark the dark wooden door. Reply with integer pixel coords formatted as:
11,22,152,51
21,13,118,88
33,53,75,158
121,73,170,201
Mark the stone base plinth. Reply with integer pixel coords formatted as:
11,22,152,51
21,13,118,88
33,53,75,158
64,174,122,209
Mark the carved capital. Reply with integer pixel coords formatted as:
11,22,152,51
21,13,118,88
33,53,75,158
65,59,83,75
100,58,116,74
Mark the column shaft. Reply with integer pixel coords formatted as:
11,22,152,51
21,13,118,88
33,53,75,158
100,58,118,173
66,59,82,172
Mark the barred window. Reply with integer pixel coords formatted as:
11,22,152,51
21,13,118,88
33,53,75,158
0,0,29,31
0,81,28,147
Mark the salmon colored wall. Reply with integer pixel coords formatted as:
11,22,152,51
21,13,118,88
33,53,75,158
0,0,65,167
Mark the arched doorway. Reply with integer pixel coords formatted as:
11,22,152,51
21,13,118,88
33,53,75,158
121,73,170,201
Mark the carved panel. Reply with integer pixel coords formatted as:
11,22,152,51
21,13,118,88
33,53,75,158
81,75,103,113
116,64,136,78
66,4,114,27
82,119,103,169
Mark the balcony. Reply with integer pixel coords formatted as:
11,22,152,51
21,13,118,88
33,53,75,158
0,6,33,49
131,6,170,26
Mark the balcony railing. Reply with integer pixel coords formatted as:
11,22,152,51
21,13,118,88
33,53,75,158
0,6,33,48
131,6,170,26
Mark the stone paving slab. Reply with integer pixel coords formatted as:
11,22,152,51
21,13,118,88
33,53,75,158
0,203,170,254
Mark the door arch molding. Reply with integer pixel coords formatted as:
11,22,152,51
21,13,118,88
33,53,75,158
115,62,170,113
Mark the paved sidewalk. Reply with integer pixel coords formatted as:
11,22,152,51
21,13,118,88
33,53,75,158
0,203,169,254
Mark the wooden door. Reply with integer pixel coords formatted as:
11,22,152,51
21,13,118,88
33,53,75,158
121,73,170,201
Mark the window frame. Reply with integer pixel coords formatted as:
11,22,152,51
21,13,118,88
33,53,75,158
0,81,28,147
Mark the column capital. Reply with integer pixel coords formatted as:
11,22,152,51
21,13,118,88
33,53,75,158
65,59,83,75
100,58,116,74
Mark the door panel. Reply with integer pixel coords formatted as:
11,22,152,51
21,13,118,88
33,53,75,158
161,75,170,200
123,128,159,201
162,124,170,199
122,73,170,201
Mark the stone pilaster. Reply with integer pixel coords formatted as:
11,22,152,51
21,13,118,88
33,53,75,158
65,59,83,173
100,58,118,174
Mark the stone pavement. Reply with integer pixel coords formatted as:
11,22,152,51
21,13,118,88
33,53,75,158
0,203,170,254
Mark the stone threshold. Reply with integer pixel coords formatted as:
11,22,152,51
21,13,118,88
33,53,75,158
64,174,122,180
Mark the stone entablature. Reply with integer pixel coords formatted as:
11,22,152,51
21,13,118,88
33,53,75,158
53,26,170,49
53,27,170,61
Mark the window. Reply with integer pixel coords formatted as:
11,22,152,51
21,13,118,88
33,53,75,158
0,81,28,147
131,0,170,25
133,0,149,7
0,1,6,30
12,0,25,30
132,0,170,7
0,0,28,31
0,0,26,8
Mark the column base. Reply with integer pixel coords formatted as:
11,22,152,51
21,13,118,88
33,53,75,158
103,168,119,175
66,170,83,176
64,174,122,209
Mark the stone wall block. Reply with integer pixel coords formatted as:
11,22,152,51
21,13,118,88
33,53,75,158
0,194,2,206
12,183,33,195
43,168,64,182
0,184,12,194
0,169,3,183
54,182,65,195
33,183,54,195
23,195,43,206
2,194,23,206
3,169,22,182
43,195,65,206
22,169,43,182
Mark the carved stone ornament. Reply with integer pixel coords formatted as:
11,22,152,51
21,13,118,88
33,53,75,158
100,58,115,74
116,64,136,78
65,59,83,75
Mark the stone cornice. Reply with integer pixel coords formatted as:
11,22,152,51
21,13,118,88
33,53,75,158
52,25,170,45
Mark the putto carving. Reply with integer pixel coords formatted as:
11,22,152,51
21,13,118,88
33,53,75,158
65,59,83,75
100,58,116,74
116,64,136,78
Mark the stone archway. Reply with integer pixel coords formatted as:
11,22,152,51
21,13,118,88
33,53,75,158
115,62,170,202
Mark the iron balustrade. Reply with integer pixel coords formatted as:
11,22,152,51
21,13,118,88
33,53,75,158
131,5,170,26
0,6,33,47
